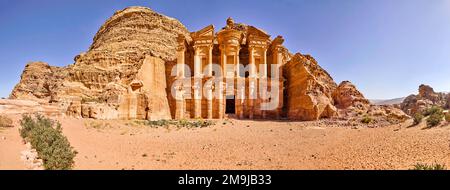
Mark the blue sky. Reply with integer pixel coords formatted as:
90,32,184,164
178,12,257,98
0,0,449,99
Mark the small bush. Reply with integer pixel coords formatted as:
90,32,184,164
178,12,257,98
423,106,443,116
141,119,215,128
19,114,77,170
174,119,215,128
146,119,172,127
413,113,424,125
0,115,13,128
412,163,446,170
85,121,112,129
426,108,444,128
191,119,215,128
361,115,373,124
176,119,190,128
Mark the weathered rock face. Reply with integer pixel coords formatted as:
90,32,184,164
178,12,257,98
9,6,188,120
0,99,62,117
401,84,449,115
10,62,67,102
332,81,371,117
88,6,191,63
284,53,338,120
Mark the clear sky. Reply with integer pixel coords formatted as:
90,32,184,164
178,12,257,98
0,0,449,99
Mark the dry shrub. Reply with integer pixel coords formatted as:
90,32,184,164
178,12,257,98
0,115,13,128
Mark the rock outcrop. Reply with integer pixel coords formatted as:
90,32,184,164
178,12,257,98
284,53,338,120
0,99,62,116
10,62,67,102
330,81,408,124
366,105,410,125
88,6,191,62
332,81,371,117
401,84,449,115
10,6,189,120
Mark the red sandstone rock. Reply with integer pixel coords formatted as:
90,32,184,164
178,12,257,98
401,84,449,115
332,81,370,111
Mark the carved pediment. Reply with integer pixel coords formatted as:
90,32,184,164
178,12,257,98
192,25,215,39
247,26,270,39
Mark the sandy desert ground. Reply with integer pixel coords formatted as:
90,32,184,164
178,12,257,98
1,115,449,170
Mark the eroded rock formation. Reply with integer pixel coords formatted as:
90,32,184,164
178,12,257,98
10,6,188,120
366,105,409,124
283,53,338,120
10,62,67,102
332,81,371,118
401,84,449,115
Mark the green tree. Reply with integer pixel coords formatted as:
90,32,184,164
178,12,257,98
19,114,77,170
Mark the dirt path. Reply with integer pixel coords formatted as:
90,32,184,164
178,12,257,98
56,118,450,170
0,116,26,170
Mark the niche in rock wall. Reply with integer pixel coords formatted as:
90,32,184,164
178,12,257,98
130,80,143,92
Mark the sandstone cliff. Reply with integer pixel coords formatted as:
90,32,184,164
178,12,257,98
283,53,338,120
10,6,190,120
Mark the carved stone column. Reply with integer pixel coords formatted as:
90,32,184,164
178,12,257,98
274,48,284,119
208,45,213,77
194,48,201,78
193,79,202,119
262,49,268,78
262,49,268,119
175,85,185,119
249,47,256,77
248,78,256,119
237,83,245,119
177,53,185,78
205,82,213,119
247,47,255,119
218,82,225,119
261,83,267,119
271,36,285,119
235,48,240,77
235,47,243,118
220,45,227,78
175,35,186,119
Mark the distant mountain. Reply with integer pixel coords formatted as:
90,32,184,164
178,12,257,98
370,97,405,105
